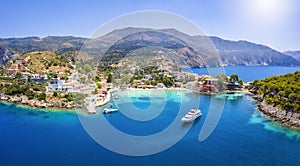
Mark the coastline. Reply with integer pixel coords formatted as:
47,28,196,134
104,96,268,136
2,87,299,131
0,93,78,111
0,88,253,112
249,92,300,130
0,100,78,113
256,101,300,129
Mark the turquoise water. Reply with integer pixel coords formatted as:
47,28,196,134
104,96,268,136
1,66,300,165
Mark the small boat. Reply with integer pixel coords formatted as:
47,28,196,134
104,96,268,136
181,108,202,122
113,96,119,99
103,108,118,114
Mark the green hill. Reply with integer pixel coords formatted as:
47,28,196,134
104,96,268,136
249,71,300,113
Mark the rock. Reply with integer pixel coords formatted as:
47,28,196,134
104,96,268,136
257,101,300,129
10,96,22,103
0,93,76,110
20,95,29,104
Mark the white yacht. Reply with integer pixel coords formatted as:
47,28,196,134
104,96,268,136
181,108,202,122
103,108,118,114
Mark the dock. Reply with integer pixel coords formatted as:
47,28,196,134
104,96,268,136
83,97,97,114
83,102,96,114
83,91,112,114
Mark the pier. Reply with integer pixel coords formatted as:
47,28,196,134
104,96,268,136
83,91,112,114
83,97,97,114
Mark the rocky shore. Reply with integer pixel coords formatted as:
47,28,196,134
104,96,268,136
0,93,77,110
254,95,300,129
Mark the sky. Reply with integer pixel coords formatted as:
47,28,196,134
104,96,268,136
1,0,299,51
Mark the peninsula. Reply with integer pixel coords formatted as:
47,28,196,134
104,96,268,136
248,71,300,129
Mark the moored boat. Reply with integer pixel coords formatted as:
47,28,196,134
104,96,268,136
181,108,202,122
103,108,118,114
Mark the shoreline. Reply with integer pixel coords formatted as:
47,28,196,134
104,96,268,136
256,101,300,130
2,88,299,131
241,89,300,130
0,93,78,111
0,100,78,113
0,88,253,112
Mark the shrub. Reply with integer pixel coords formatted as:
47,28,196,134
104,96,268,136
26,90,35,100
37,93,46,101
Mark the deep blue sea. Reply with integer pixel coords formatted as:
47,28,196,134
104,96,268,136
1,66,300,166
186,66,300,82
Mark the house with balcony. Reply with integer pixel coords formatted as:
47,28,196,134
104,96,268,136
48,79,65,91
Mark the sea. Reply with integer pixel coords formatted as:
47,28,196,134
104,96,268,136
0,66,300,166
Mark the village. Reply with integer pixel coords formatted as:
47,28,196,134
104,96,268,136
0,51,246,112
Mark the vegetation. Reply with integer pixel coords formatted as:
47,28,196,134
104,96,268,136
0,70,5,76
20,51,71,74
25,90,35,100
53,92,58,97
0,76,48,101
64,94,74,102
215,74,227,91
249,71,300,113
37,93,46,101
107,73,112,83
215,74,243,91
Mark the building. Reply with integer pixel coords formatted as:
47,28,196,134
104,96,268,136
174,82,182,88
48,79,65,91
29,74,45,82
156,83,166,88
200,78,218,92
144,75,153,80
6,64,24,75
205,78,218,85
185,82,201,90
226,81,242,90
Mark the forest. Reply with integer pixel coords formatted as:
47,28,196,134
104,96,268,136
248,71,300,113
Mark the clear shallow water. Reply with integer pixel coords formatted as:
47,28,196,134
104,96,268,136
186,66,300,82
1,66,300,165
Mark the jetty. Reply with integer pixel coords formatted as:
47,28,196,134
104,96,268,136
83,91,112,114
83,97,97,114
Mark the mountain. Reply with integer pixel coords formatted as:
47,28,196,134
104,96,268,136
283,51,300,62
100,30,209,67
94,28,300,67
210,36,300,66
0,36,87,65
1,28,299,67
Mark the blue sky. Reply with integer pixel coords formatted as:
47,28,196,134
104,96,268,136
1,0,299,51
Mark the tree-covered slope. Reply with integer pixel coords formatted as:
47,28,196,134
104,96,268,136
249,71,300,113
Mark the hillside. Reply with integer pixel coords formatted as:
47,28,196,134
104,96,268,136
0,36,87,65
210,37,300,66
0,46,14,65
20,51,72,74
1,28,300,67
101,30,208,67
88,28,300,67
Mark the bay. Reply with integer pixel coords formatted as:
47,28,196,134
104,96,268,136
186,66,300,82
0,66,299,165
